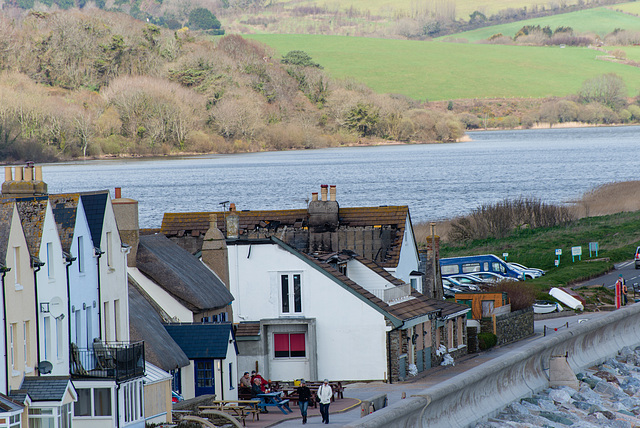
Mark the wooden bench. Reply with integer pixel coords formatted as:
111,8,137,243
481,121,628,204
199,400,261,426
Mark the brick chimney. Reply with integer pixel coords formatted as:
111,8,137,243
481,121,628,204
112,187,139,267
308,185,339,233
2,163,48,197
226,203,240,239
202,214,230,289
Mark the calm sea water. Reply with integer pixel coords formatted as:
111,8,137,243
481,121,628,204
42,126,640,228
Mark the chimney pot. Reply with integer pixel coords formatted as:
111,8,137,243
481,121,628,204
4,167,12,182
209,213,218,228
311,193,318,202
115,187,121,199
320,185,328,202
14,167,23,182
35,166,42,181
329,185,336,202
229,203,236,212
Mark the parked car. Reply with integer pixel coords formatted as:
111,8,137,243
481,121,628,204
507,262,545,277
472,271,512,283
443,283,462,298
507,263,542,279
440,254,525,280
445,274,484,291
635,246,640,269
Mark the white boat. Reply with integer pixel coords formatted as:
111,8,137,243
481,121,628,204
549,287,584,311
533,300,562,314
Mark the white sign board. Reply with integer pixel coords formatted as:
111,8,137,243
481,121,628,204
554,259,560,266
555,249,562,256
571,246,582,256
502,252,508,258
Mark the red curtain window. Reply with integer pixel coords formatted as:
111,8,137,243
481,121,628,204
274,333,306,358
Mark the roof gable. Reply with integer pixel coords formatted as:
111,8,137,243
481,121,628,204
80,192,108,248
163,323,233,359
15,197,48,259
0,202,14,266
19,377,74,402
49,194,79,254
128,283,190,371
137,234,233,312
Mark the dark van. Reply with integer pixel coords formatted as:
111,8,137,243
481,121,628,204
440,254,524,280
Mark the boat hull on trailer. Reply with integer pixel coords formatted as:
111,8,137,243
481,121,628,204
533,300,562,314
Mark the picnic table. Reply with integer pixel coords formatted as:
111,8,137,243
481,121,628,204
257,391,293,415
199,400,261,426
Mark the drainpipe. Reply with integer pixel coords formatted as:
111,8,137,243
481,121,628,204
94,248,104,339
64,253,76,373
1,265,10,394
116,383,121,428
32,257,45,375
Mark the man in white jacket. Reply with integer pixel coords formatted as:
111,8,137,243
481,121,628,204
317,379,333,424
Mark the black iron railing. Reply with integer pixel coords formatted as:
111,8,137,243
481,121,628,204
70,341,145,383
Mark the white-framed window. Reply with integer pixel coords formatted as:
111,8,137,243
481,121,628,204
9,323,15,370
59,403,72,428
86,307,92,349
28,407,54,427
75,310,82,348
8,413,20,428
43,316,50,361
229,362,234,389
23,321,29,366
74,387,113,418
106,232,113,268
114,300,120,341
123,381,143,423
280,273,302,314
56,318,63,360
46,242,54,279
274,333,306,358
77,236,84,273
13,246,21,288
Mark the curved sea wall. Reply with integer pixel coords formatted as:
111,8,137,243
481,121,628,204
345,304,640,428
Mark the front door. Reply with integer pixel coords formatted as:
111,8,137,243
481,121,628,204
194,360,216,396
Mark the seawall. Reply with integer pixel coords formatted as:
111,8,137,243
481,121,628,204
345,304,640,428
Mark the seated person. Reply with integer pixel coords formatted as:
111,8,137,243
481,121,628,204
239,372,252,394
251,378,264,398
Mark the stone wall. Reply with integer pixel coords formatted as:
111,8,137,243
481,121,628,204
480,307,534,346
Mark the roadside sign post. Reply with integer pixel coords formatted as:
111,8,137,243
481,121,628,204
502,252,508,261
588,242,599,258
571,246,582,262
555,249,562,265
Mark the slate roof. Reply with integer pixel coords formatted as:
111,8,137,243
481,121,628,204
20,376,72,402
0,393,24,413
80,191,108,249
128,283,190,372
6,391,28,408
160,206,410,268
163,323,234,359
15,197,49,260
270,238,469,326
137,234,233,313
0,201,14,266
49,193,79,254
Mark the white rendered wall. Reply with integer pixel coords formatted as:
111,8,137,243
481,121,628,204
393,216,420,283
69,202,100,350
180,363,195,400
228,243,389,382
36,202,70,376
218,332,238,401
128,268,193,322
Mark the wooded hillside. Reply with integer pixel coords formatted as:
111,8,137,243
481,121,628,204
0,10,465,161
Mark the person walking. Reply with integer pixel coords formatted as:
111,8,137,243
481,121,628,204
317,379,333,424
297,379,312,424
622,275,628,306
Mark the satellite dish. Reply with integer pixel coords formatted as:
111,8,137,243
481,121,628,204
37,361,53,375
49,296,64,319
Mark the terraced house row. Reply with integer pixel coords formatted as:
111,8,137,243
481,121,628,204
0,165,471,427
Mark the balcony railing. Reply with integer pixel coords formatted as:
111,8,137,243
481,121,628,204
370,284,411,303
70,341,145,383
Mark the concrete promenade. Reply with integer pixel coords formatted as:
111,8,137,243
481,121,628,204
267,310,612,427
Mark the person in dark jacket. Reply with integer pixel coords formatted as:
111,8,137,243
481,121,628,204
297,379,312,424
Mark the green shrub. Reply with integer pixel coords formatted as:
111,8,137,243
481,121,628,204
478,332,497,350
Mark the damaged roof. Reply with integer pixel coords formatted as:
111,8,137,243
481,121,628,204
160,206,410,268
137,233,233,313
128,282,190,372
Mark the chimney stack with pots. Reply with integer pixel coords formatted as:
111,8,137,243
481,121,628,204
112,187,139,267
226,203,240,239
308,184,339,232
1,163,48,198
202,214,231,294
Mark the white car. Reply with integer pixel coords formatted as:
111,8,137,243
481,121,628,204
507,263,543,279
472,271,513,283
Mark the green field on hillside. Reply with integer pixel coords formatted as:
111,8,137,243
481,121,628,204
247,34,640,100
438,7,640,42
270,0,584,20
613,1,640,15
